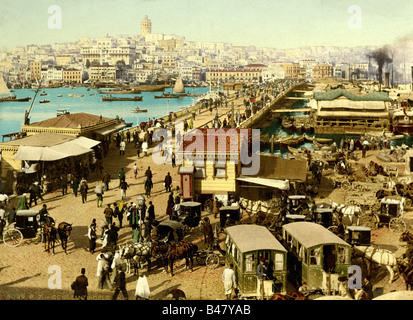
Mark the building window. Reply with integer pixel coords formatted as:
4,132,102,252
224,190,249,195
245,253,255,272
274,253,284,271
214,162,226,178
194,162,205,178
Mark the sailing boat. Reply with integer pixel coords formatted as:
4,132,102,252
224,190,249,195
154,75,188,99
173,75,186,94
0,72,31,102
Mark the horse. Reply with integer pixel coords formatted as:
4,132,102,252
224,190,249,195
353,245,399,283
57,222,72,254
397,258,413,290
400,230,413,245
43,222,57,254
165,240,198,276
119,242,152,274
399,231,413,262
150,239,171,272
331,202,362,226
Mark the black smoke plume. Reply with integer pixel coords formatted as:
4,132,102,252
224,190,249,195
368,47,393,85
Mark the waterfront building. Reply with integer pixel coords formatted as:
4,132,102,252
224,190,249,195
30,60,41,82
89,65,116,83
45,66,63,83
313,88,392,134
281,63,302,80
0,133,100,194
20,112,128,141
313,63,332,81
62,68,82,84
349,63,369,80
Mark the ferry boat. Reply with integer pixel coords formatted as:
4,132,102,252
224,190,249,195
392,109,413,134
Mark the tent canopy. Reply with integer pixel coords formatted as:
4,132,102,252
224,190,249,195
13,135,100,161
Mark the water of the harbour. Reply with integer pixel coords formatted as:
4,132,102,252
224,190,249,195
1,88,411,157
0,86,211,137
259,99,413,157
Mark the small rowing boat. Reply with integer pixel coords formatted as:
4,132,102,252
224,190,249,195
131,106,148,113
303,133,333,144
280,135,304,147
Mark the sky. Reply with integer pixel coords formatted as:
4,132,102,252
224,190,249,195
1,0,413,50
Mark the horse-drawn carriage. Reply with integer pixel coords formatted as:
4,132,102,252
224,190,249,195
314,202,334,229
157,220,185,243
282,222,352,296
286,195,310,215
358,196,407,233
225,225,288,299
177,201,201,229
346,226,371,246
219,205,242,230
2,210,40,247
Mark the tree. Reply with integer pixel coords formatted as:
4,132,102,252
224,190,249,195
85,59,90,69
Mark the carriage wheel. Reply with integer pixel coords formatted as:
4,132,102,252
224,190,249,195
3,229,23,247
205,253,220,269
358,214,378,230
341,181,350,191
389,218,407,234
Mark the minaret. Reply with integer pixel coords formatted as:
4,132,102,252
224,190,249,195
141,15,151,37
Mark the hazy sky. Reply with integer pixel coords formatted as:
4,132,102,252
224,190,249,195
1,0,412,49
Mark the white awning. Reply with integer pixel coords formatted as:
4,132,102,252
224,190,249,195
14,137,100,161
94,122,128,136
236,177,290,190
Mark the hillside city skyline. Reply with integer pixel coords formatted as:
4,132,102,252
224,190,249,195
2,2,413,87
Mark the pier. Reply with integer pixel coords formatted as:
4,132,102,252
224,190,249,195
239,81,310,129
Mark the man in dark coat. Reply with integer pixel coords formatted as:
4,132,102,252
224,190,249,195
79,180,88,203
112,268,128,300
71,176,80,197
73,268,88,300
164,172,172,193
147,201,155,223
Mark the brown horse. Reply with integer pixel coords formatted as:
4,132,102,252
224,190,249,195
397,259,413,290
57,222,72,254
150,240,170,271
43,222,57,254
400,230,413,245
165,241,198,276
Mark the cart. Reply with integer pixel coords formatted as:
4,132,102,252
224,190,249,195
157,220,185,243
358,196,407,233
286,195,309,215
377,196,406,233
219,205,241,230
194,234,226,270
314,203,334,229
2,210,40,247
346,226,371,246
178,201,202,228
